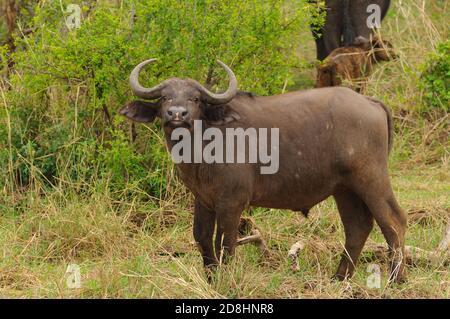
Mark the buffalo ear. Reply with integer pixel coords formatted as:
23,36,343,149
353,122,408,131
201,104,241,125
119,100,160,123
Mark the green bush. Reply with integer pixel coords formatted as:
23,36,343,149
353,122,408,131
1,0,320,199
420,39,450,113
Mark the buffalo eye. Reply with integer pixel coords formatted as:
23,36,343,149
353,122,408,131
191,97,199,102
161,96,167,101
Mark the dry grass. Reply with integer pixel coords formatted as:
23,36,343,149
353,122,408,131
0,165,448,298
0,0,448,298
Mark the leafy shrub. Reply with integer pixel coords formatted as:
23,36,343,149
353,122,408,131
0,44,8,75
2,0,320,199
420,39,450,113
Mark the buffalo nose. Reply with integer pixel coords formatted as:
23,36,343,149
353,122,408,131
166,106,188,120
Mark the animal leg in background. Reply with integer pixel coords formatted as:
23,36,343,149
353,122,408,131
214,202,245,264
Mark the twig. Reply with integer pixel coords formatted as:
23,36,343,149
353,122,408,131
237,229,262,245
288,240,306,271
437,221,450,252
392,114,416,124
236,218,270,256
236,229,270,255
364,242,449,266
421,113,450,146
407,209,430,224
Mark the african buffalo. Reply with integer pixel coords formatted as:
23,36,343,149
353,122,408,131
120,59,407,283
315,35,397,92
310,0,391,60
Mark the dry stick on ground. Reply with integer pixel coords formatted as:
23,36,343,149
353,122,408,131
407,209,431,224
437,221,450,252
363,243,447,266
287,220,450,271
236,217,270,256
421,113,450,146
237,229,263,246
236,216,450,268
286,240,449,272
288,240,306,271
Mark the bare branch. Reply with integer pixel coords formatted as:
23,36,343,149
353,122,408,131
288,240,306,272
437,221,450,252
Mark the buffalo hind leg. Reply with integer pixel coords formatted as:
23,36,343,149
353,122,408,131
353,169,408,283
363,193,407,283
193,199,218,280
333,187,374,280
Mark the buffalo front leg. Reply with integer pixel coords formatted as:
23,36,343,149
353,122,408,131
193,199,218,276
215,203,244,264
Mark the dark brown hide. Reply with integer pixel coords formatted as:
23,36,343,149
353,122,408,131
120,61,407,283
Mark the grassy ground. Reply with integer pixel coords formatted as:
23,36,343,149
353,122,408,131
0,0,449,298
0,165,448,298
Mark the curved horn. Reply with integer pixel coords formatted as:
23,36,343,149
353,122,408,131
129,58,165,100
188,60,238,105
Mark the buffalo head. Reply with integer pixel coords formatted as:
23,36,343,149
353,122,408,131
119,59,239,132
